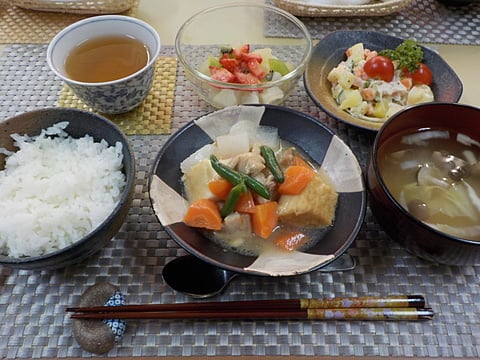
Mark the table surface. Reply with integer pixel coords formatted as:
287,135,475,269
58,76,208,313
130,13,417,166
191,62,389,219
1,0,480,359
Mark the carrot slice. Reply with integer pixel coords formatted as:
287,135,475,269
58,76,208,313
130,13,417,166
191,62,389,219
361,87,375,101
274,230,310,252
400,77,413,90
208,178,233,200
252,201,278,239
183,198,222,231
277,165,316,195
235,189,256,214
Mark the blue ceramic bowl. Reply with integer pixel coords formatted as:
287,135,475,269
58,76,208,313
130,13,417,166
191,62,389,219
304,30,463,131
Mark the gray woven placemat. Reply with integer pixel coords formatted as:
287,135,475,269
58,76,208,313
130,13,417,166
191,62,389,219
1,45,480,358
266,0,480,45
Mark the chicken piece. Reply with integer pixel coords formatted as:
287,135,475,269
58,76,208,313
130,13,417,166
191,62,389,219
222,212,252,234
226,152,265,176
252,173,278,204
277,175,338,227
220,212,252,249
278,147,296,168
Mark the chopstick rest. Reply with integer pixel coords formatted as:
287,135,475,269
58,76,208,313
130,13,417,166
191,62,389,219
103,290,127,339
71,282,126,355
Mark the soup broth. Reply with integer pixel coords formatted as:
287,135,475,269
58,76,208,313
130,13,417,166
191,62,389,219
65,35,149,83
378,128,480,240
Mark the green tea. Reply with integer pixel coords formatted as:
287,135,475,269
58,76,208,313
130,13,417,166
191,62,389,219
65,35,149,83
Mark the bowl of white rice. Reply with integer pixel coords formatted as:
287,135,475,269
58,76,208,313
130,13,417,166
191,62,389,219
0,108,135,270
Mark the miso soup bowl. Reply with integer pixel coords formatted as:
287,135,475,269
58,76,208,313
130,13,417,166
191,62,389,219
366,103,480,265
47,15,161,114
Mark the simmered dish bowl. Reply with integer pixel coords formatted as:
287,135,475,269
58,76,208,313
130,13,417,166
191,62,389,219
367,103,480,265
149,105,366,276
304,30,463,131
0,108,135,270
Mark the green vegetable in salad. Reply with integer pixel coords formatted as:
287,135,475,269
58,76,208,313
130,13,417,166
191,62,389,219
379,39,424,73
207,55,221,68
268,58,290,76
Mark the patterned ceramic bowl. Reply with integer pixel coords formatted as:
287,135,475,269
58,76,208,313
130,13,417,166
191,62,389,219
47,15,161,114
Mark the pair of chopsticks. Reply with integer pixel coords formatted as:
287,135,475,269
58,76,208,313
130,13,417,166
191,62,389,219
67,295,433,321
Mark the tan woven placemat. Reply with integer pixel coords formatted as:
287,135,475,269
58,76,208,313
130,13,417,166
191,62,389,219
0,0,139,44
57,56,177,135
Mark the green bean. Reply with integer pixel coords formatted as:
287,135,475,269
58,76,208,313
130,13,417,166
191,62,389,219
242,174,270,200
210,154,243,183
260,145,284,183
210,154,270,200
220,181,247,218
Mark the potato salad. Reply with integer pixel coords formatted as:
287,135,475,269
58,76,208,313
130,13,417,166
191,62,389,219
327,40,434,122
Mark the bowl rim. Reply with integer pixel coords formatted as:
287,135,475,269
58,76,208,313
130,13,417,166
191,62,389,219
0,108,136,266
174,2,313,90
371,102,480,246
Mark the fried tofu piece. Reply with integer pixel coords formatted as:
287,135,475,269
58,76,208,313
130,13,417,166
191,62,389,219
182,158,217,202
277,175,338,227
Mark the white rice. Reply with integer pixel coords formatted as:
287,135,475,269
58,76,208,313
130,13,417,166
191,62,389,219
0,121,126,258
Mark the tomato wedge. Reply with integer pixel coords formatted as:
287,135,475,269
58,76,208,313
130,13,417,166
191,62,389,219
240,52,263,63
232,44,250,59
210,67,235,83
219,58,239,73
234,71,261,85
246,59,267,79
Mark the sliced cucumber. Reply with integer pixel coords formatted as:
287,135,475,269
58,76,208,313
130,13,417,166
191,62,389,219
268,58,290,76
208,55,221,68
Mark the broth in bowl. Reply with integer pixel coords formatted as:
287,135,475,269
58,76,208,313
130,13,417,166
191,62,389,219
379,128,480,241
65,35,149,83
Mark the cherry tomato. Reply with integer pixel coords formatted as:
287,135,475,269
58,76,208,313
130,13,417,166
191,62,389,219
405,63,433,86
363,55,395,82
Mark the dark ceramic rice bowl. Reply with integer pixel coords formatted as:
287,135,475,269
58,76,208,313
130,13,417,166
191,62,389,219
0,108,135,270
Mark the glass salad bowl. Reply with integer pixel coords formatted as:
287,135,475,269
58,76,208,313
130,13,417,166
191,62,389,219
175,2,312,108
